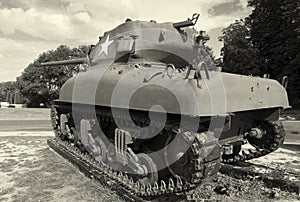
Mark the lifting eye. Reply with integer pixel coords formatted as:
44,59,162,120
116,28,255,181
164,64,176,78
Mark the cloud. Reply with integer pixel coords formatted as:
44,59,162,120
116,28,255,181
237,0,249,9
0,0,138,43
128,0,251,33
73,11,92,24
0,38,24,53
208,0,243,16
0,37,31,81
0,0,250,44
0,8,72,41
0,0,252,82
0,0,139,82
0,0,70,11
0,29,48,42
0,37,61,81
208,0,250,17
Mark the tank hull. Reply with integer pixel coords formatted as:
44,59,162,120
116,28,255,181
59,64,289,116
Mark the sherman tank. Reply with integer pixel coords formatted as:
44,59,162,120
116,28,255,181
41,14,289,201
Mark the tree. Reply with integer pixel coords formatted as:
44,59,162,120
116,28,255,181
204,46,216,61
219,20,264,75
0,81,17,102
247,0,300,105
17,45,88,107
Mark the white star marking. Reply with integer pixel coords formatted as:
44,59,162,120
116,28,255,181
98,35,113,56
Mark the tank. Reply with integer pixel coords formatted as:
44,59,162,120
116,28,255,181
42,14,289,200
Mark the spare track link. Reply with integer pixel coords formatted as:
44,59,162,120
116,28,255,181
222,121,285,164
50,104,221,201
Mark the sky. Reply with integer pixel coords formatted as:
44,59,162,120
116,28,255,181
0,0,252,82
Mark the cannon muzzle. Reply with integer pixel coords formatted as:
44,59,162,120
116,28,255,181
40,58,86,67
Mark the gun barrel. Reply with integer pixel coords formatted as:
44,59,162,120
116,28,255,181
173,13,200,29
40,58,86,66
173,21,194,29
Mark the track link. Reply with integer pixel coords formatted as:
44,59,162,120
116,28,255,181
221,121,285,164
49,103,221,201
48,138,221,201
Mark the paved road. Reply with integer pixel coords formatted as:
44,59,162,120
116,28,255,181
0,120,52,132
282,121,300,143
0,119,298,143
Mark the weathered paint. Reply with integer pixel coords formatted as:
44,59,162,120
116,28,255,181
59,64,289,116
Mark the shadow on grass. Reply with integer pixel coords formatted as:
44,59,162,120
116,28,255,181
7,148,123,202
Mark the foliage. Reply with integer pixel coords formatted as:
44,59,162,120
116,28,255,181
219,0,299,105
219,20,264,76
17,45,88,107
0,81,17,103
204,45,215,61
246,0,300,104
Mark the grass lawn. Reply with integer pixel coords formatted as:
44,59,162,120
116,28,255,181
0,136,122,202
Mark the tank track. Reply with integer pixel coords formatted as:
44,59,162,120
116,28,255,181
50,104,284,199
49,104,221,201
221,121,285,164
48,138,187,202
